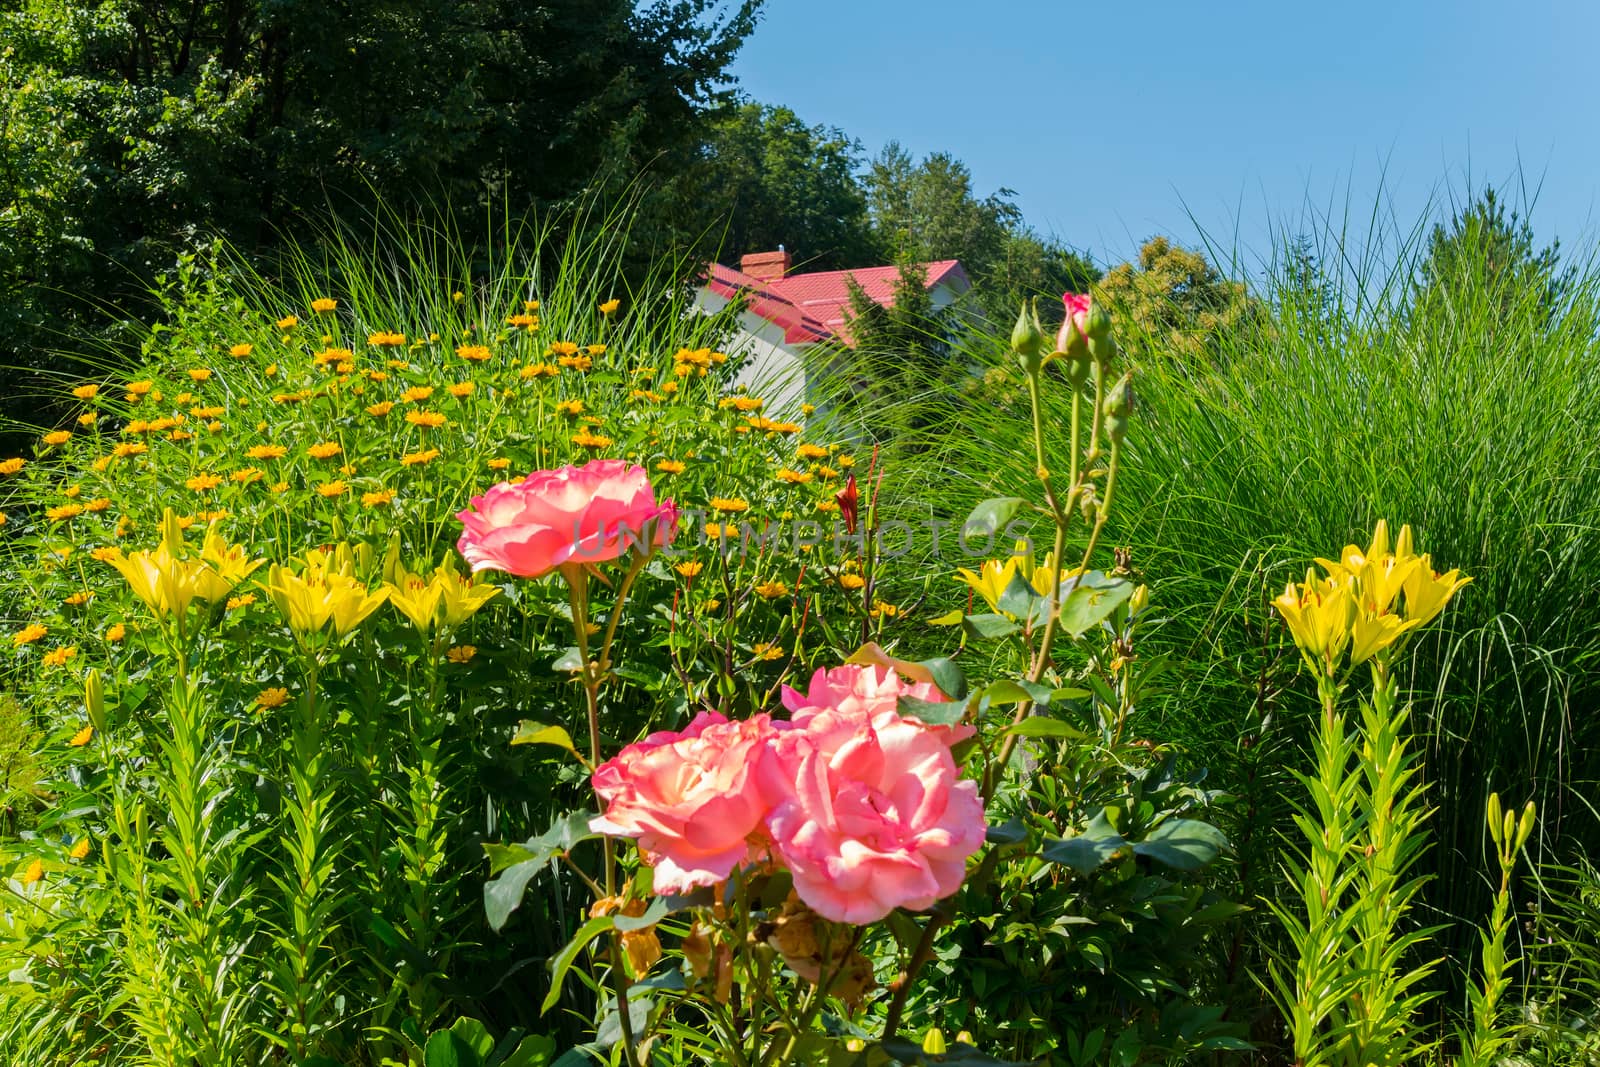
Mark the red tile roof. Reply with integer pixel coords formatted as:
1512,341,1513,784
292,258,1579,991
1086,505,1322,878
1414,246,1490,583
705,259,968,346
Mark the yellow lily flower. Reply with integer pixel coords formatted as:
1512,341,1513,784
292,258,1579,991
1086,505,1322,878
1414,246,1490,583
103,510,259,618
1349,611,1422,666
435,560,499,627
955,557,1019,614
267,547,388,638
1273,570,1355,671
957,543,1083,617
1401,562,1472,627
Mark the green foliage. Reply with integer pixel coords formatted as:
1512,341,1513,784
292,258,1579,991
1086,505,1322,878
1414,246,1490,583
692,100,878,270
1412,185,1570,325
1093,236,1258,364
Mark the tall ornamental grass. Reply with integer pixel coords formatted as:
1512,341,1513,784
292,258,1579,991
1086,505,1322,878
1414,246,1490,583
896,212,1600,985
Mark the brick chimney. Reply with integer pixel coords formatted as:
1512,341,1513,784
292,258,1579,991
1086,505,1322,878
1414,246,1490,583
740,249,791,283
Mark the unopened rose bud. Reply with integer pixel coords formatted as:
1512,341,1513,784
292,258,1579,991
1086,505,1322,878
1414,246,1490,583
1103,373,1133,445
1012,299,1047,374
1055,293,1091,360
1086,304,1116,368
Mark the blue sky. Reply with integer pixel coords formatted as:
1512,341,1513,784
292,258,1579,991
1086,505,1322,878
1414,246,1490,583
728,0,1600,274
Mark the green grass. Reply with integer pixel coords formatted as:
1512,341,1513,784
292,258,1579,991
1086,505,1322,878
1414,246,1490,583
879,206,1600,1015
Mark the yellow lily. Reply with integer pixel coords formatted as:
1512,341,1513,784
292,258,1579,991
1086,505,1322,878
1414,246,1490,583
1401,561,1472,627
103,510,259,618
955,556,1019,614
267,547,389,638
1349,611,1422,666
1273,570,1355,671
957,543,1083,617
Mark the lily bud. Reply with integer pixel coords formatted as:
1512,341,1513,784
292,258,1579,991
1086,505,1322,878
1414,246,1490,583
1130,584,1149,617
1486,792,1504,847
1516,801,1537,852
836,474,860,535
84,668,106,735
1011,299,1047,375
922,1029,948,1055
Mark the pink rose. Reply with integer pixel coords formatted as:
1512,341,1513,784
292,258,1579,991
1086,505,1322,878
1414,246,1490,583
770,665,984,924
1057,292,1092,354
781,663,970,747
455,460,677,578
591,712,782,894
768,707,985,924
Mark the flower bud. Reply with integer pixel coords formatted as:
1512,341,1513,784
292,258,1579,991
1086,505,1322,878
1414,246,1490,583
922,1029,949,1055
1516,801,1537,851
1055,293,1091,361
1103,373,1133,445
1059,351,1093,390
1086,304,1116,368
84,668,106,735
1130,584,1149,617
1011,299,1047,374
1486,792,1504,847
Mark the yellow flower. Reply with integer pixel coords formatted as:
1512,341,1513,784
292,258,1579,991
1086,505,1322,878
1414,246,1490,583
755,580,789,599
872,601,900,619
316,481,347,498
368,331,406,347
78,413,98,426
362,489,395,507
401,448,441,467
255,686,291,710
571,430,613,449
656,459,685,474
386,558,498,632
247,444,288,460
105,623,126,642
186,472,223,492
311,298,337,313
0,457,25,475
73,383,100,400
751,642,784,661
839,573,865,591
46,503,84,521
599,298,621,315
365,401,395,417
63,591,94,607
447,382,475,397
63,485,82,498
402,387,434,404
225,593,256,610
523,300,541,312
126,379,154,396
113,442,147,459
276,315,298,329
190,405,225,419
710,497,749,513
556,399,585,417
720,396,764,413
446,644,477,664
307,441,343,459
269,481,289,494
42,646,77,668
70,838,90,861
42,430,72,446
456,344,492,362
232,467,264,484
837,455,855,468
230,344,253,358
188,368,212,382
675,561,703,579
796,443,829,461
21,858,43,885
775,467,812,484
406,410,447,429
1273,571,1357,672
266,550,389,637
520,362,559,379
69,724,93,746
487,458,511,470
103,512,262,618
558,354,593,371
801,403,816,416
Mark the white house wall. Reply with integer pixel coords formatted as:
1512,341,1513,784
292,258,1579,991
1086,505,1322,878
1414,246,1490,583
693,288,810,418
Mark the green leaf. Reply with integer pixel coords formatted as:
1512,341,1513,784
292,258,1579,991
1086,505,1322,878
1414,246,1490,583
551,647,584,673
510,721,580,757
447,1018,496,1061
1131,818,1230,871
898,695,970,726
995,571,1042,619
985,817,1027,845
496,1034,557,1067
962,613,1019,640
1041,812,1128,874
542,915,615,1013
483,841,539,876
484,859,544,933
425,1031,483,1067
920,656,968,700
962,496,1028,537
982,678,1054,707
613,894,669,933
1002,717,1087,740
1056,573,1135,637
926,609,965,626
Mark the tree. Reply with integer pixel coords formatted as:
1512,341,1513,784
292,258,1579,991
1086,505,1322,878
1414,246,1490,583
687,101,878,271
1093,236,1257,365
1411,186,1568,326
0,0,761,441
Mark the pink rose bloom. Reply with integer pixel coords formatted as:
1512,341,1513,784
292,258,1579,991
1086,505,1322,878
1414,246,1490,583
591,712,782,894
769,666,985,924
1057,292,1092,353
781,663,970,747
455,459,677,578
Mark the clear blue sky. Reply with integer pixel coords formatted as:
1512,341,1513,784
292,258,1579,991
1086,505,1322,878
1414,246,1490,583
728,0,1600,273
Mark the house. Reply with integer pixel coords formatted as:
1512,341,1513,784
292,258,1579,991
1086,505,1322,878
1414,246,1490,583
695,249,970,415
